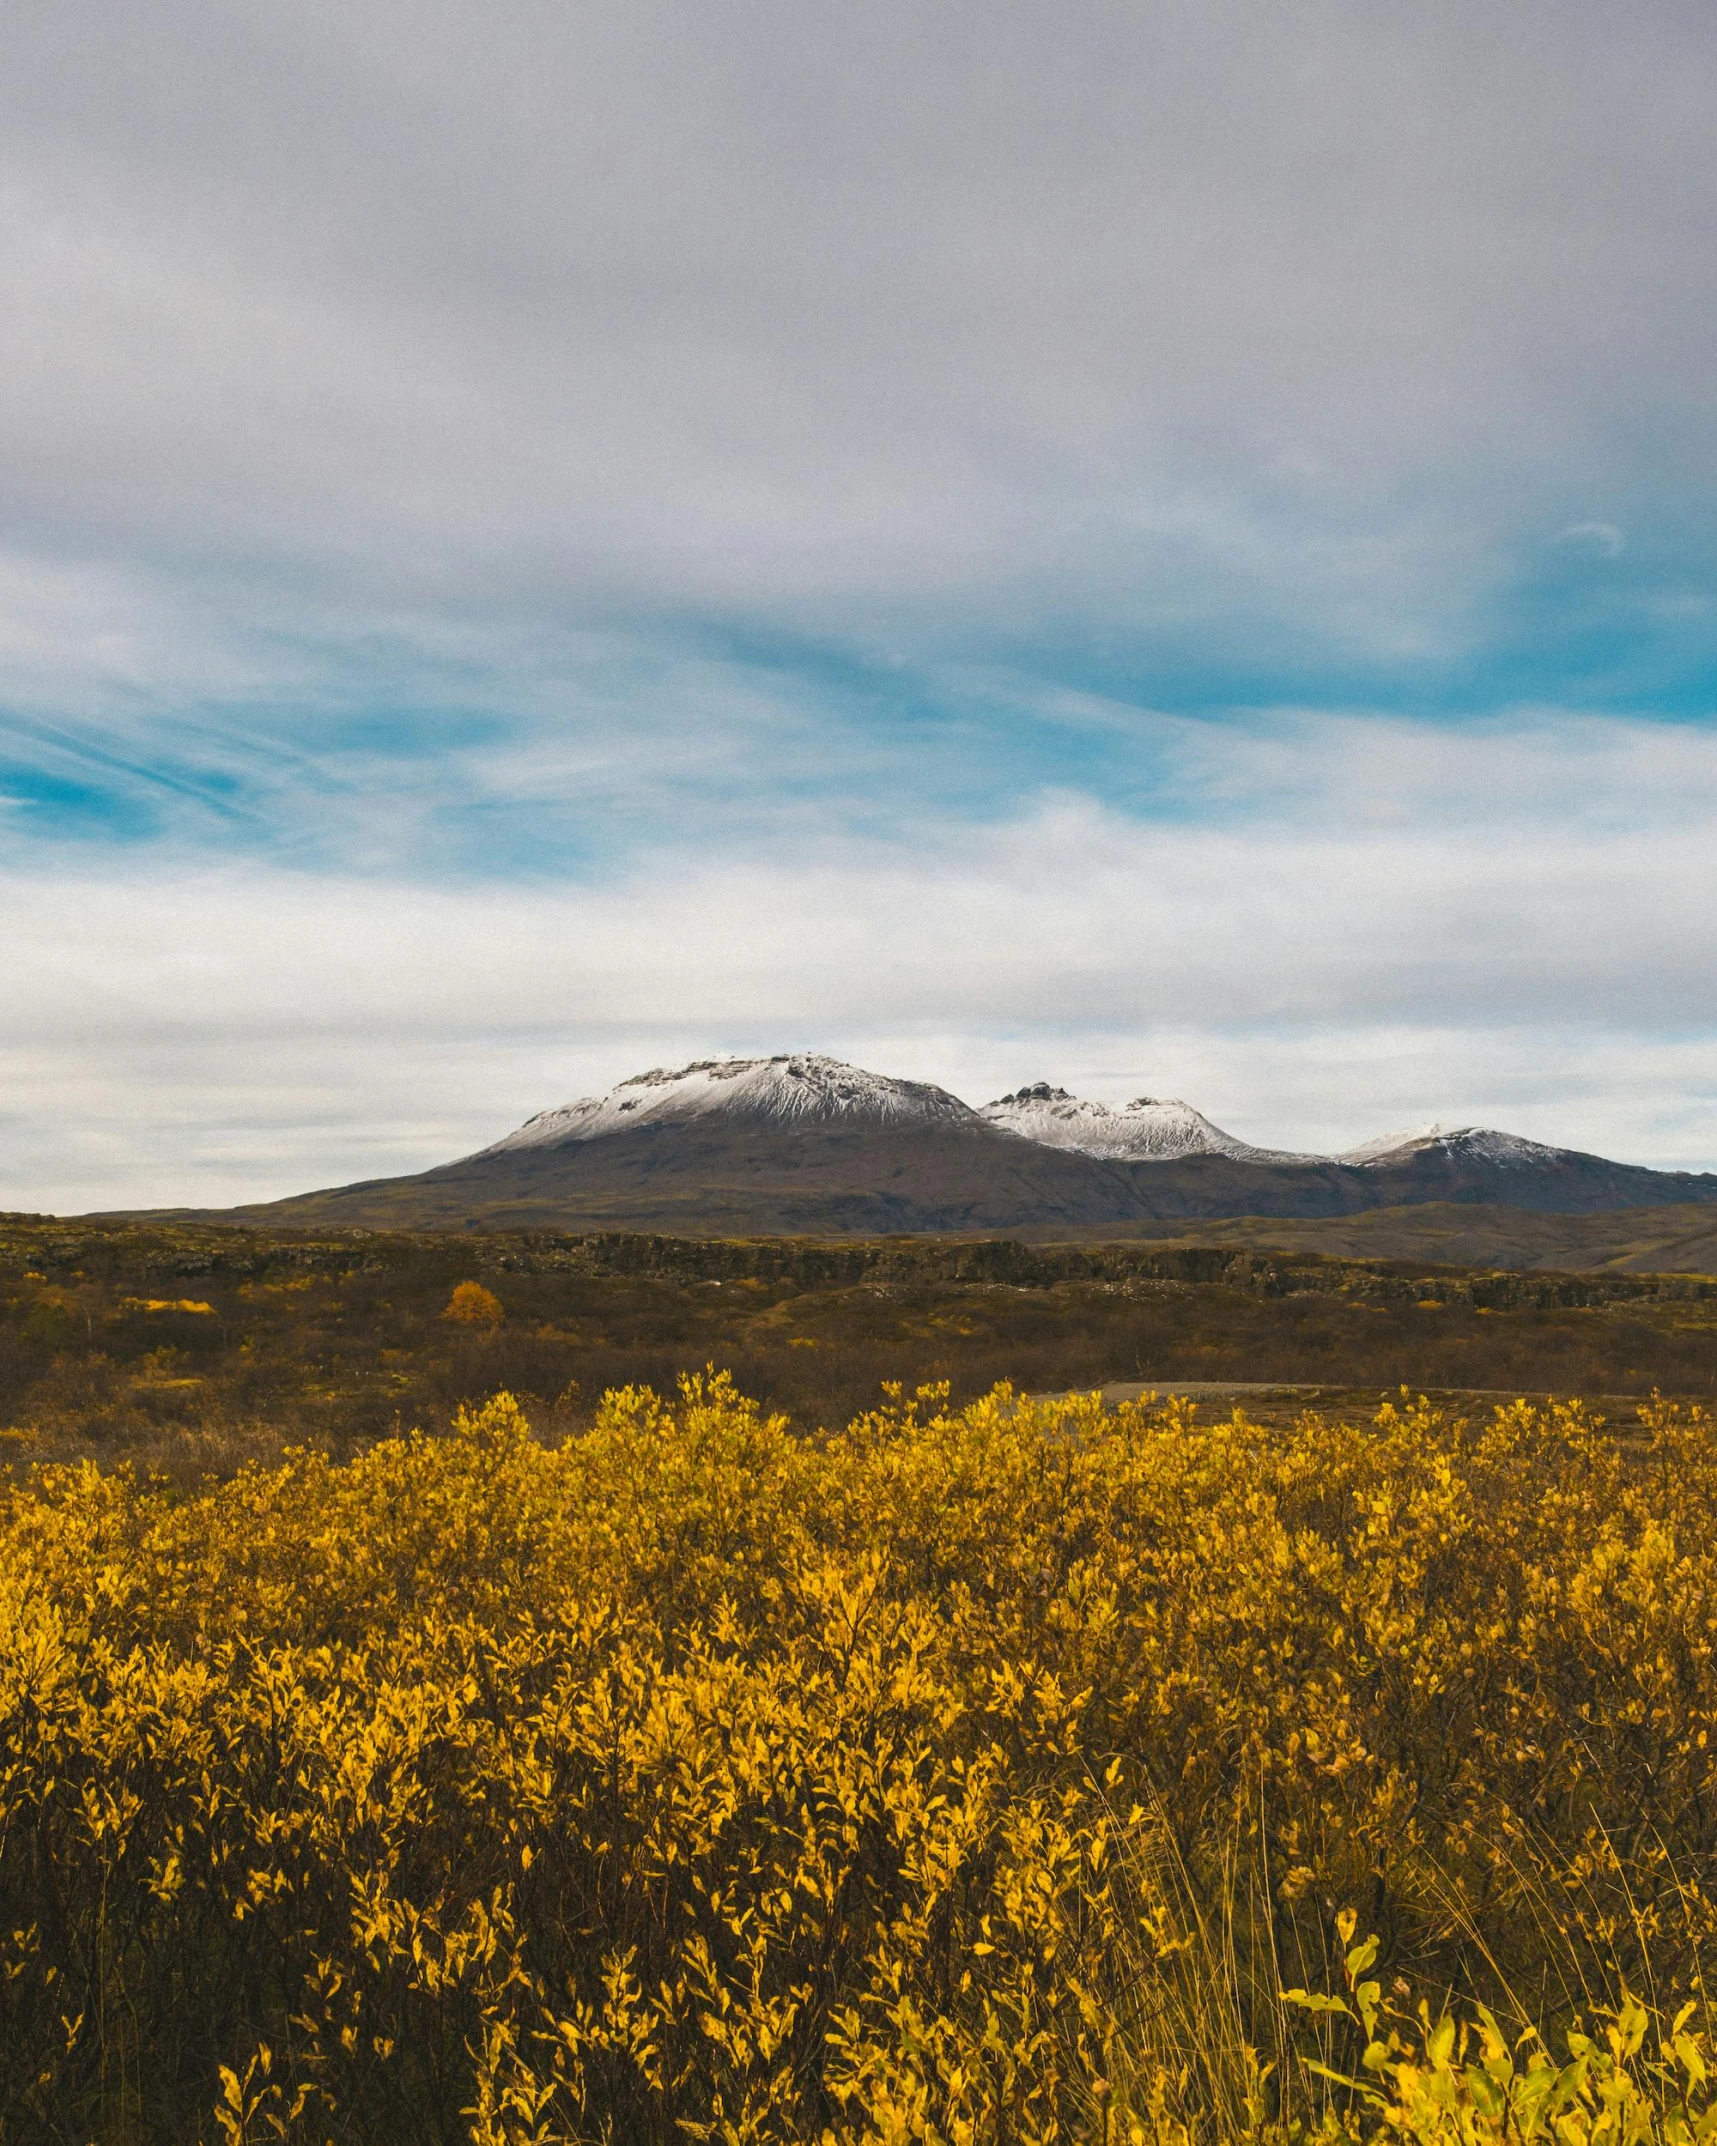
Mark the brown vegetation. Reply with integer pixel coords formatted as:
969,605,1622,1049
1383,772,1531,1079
1155,1199,1717,1273
3,1213,1715,1477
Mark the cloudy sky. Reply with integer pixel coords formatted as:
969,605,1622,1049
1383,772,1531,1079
4,0,1716,1208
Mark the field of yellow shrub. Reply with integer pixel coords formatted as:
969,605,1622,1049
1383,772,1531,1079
4,1376,1717,2142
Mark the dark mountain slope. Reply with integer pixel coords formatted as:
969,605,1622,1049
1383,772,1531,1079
1338,1131,1717,1215
185,1114,1717,1236
207,1119,1165,1235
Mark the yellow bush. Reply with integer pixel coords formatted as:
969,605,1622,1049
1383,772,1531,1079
442,1280,505,1325
2,1378,1716,2141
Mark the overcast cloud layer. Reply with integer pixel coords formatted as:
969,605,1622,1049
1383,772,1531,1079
2,0,1715,1207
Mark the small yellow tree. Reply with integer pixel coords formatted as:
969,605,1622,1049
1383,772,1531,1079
441,1280,504,1326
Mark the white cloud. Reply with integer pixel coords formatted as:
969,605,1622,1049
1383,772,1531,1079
0,1,1712,633
4,712,1713,1209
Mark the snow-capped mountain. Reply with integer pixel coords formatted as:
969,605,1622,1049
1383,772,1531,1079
479,1059,1645,1182
982,1083,1322,1164
987,1087,1581,1175
215,1049,1717,1237
476,1053,979,1155
1339,1124,1576,1169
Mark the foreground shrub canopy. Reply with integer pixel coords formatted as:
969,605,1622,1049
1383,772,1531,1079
4,1376,1717,2142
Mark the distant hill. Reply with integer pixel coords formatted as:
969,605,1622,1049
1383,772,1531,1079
163,1052,1717,1241
1139,1200,1717,1274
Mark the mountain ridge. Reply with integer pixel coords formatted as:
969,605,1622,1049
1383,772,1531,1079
154,1051,1717,1238
479,1054,974,1154
980,1081,1325,1163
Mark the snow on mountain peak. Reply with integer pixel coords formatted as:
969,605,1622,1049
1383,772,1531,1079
981,1084,1322,1164
473,1051,1583,1176
475,1054,979,1154
1339,1123,1572,1169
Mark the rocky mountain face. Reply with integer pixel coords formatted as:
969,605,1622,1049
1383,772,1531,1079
196,1054,1717,1237
1338,1124,1579,1169
483,1055,976,1151
980,1083,1322,1162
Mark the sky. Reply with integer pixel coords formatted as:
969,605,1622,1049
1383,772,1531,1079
3,0,1716,1210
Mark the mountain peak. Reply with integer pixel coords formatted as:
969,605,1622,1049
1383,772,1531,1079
474,1053,979,1155
1339,1123,1573,1169
982,1084,1322,1163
